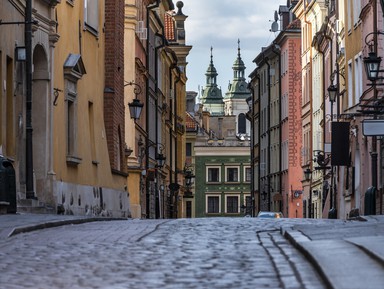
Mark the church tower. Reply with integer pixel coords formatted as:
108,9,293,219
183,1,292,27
224,40,251,135
201,47,224,116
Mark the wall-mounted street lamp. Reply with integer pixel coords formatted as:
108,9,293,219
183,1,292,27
183,164,195,195
137,135,167,219
15,46,26,62
138,136,167,169
155,145,166,169
327,84,337,104
303,166,313,218
327,69,345,121
126,81,144,120
364,50,382,82
363,31,384,82
303,168,312,182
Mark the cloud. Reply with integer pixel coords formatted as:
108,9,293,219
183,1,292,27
181,0,286,91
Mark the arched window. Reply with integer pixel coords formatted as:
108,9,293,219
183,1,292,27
238,113,246,134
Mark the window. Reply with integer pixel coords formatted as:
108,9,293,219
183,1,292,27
238,113,246,134
66,82,77,159
207,167,220,183
226,167,239,183
352,0,361,26
88,102,96,162
354,54,363,106
244,167,251,182
207,196,220,213
186,201,192,218
186,142,192,157
244,195,252,215
348,60,353,108
84,0,99,34
63,54,86,165
226,196,239,213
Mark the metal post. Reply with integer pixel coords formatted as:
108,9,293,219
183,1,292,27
330,101,334,210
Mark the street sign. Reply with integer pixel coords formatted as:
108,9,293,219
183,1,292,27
362,119,384,136
169,183,180,191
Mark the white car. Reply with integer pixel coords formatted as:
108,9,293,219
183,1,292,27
257,211,284,218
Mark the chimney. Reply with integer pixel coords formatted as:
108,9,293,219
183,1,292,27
202,111,210,131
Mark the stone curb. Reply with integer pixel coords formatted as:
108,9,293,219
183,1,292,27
282,228,335,289
8,217,128,238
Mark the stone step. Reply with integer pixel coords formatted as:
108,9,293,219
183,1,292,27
17,199,56,214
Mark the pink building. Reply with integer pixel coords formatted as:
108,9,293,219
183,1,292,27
275,9,303,218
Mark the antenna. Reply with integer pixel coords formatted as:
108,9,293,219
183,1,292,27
270,10,279,32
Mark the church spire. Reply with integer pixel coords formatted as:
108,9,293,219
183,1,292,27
205,46,218,86
232,39,246,80
201,46,224,115
238,39,241,58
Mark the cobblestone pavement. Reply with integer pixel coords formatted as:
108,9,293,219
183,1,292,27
0,218,327,289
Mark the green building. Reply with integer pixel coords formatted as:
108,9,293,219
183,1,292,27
190,42,251,217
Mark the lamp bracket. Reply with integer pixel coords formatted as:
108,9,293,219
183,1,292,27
364,30,384,47
125,80,142,96
330,69,345,86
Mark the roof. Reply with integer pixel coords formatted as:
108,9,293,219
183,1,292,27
286,18,301,30
186,112,199,132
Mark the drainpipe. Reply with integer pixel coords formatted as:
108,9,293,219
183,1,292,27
371,0,378,205
145,0,160,218
173,67,181,218
318,27,333,214
304,10,313,218
256,73,261,211
25,0,34,199
256,72,261,216
154,32,166,219
168,65,173,218
247,81,255,217
265,56,271,212
272,44,282,213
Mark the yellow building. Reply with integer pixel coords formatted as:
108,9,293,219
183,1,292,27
126,0,191,219
52,1,129,216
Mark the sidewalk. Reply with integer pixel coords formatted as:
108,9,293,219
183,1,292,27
0,213,127,240
283,215,384,289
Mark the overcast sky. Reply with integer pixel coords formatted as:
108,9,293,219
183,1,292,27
180,0,286,95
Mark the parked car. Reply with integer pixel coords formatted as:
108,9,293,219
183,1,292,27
257,211,284,218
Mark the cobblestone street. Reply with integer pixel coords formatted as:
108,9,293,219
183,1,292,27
0,218,327,289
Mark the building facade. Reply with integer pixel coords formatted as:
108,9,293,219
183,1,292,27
193,44,251,218
1,0,192,218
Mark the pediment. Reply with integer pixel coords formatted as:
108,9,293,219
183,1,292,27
63,54,86,79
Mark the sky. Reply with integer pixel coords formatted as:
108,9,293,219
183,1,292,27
180,0,286,95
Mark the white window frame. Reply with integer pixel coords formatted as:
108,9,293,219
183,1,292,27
225,194,240,214
352,0,361,26
244,166,251,183
348,60,353,108
84,0,99,35
354,53,363,106
225,166,240,183
206,194,221,214
206,166,221,183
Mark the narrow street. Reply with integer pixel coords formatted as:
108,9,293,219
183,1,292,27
3,217,380,289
